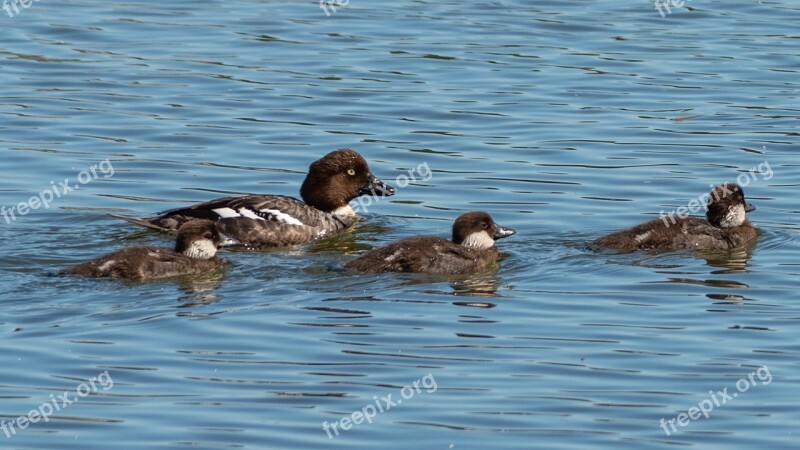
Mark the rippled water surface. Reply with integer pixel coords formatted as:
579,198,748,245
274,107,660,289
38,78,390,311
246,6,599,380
1,0,799,448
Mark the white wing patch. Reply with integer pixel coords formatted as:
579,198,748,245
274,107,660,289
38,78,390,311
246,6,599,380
98,260,116,272
258,208,304,226
384,250,402,263
635,231,652,243
237,208,261,220
212,207,241,219
212,206,304,226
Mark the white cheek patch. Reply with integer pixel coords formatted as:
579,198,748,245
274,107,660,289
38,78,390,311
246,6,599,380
461,231,496,249
258,208,304,226
720,204,746,228
183,239,217,260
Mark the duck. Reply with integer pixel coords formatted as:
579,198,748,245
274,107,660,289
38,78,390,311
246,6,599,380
111,149,396,248
344,211,515,274
591,182,758,252
61,220,236,281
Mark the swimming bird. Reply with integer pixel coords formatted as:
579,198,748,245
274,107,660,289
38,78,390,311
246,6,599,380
111,149,396,248
61,220,236,281
591,183,758,252
345,211,515,274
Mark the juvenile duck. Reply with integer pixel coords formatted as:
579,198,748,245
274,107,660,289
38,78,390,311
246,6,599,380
61,220,236,281
111,149,396,248
345,211,515,274
591,183,758,253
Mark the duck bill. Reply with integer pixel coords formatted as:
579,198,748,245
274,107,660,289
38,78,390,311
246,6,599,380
359,174,396,197
217,232,241,248
745,203,756,213
493,225,516,240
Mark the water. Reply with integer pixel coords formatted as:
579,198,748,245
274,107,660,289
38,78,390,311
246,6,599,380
1,0,798,448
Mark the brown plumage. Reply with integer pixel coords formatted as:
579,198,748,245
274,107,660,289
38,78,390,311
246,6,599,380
345,212,515,274
61,220,232,281
592,183,758,253
110,149,395,248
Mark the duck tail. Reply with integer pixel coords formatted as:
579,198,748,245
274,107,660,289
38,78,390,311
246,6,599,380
108,213,172,233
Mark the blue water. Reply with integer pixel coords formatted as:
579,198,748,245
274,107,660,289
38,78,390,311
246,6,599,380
1,0,799,448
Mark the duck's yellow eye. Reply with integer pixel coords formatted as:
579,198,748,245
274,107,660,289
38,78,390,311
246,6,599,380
347,168,356,176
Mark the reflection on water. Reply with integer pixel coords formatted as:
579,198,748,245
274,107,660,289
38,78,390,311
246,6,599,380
450,275,499,298
699,239,758,273
175,271,227,308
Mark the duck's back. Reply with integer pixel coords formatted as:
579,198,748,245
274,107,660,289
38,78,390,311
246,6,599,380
592,217,757,252
673,220,757,250
61,247,221,281
149,196,358,248
345,236,500,274
215,215,355,248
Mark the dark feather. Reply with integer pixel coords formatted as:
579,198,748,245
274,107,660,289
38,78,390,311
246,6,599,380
345,236,500,274
61,247,223,281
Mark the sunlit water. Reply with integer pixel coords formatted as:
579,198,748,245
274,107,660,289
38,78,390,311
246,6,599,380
1,0,798,448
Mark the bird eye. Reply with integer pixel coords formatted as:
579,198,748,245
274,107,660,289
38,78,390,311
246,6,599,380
347,168,356,176
482,222,489,229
